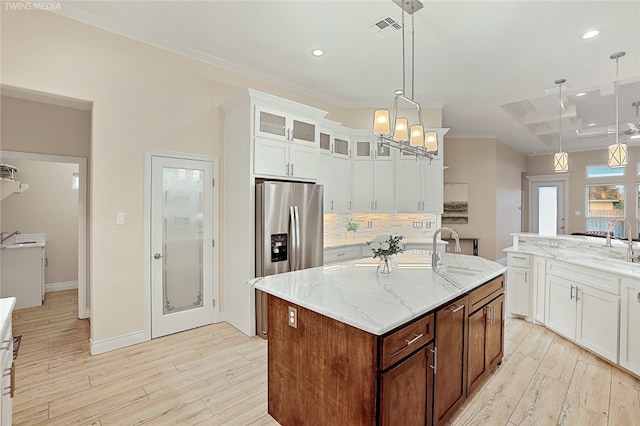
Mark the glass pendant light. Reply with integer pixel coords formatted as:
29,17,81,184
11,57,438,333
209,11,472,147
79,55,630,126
553,78,569,172
608,51,627,168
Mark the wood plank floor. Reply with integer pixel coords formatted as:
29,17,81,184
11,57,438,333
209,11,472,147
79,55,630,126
10,290,640,425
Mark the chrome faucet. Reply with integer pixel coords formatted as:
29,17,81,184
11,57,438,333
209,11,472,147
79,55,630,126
604,219,635,262
1,230,20,244
432,227,462,271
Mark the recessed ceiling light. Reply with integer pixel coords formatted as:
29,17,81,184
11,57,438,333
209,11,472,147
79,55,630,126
582,30,600,39
312,49,324,57
576,92,587,97
588,122,597,126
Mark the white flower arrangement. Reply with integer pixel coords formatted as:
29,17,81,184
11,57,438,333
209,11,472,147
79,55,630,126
367,234,404,258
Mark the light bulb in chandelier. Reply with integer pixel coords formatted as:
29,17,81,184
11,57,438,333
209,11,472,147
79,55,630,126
425,131,438,151
393,118,409,142
410,125,424,147
373,110,390,136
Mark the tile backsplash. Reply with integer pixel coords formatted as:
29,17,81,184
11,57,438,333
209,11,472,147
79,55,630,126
324,213,439,240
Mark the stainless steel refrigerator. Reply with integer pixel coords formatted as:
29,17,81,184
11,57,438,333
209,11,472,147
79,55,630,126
255,181,324,339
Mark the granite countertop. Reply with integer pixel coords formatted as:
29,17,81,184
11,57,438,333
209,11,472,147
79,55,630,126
505,243,640,280
1,297,16,339
250,252,505,336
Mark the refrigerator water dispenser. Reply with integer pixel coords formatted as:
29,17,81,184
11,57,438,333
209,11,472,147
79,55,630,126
271,233,288,262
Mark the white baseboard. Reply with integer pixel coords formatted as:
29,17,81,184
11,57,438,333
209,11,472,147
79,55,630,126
90,330,147,356
45,281,78,292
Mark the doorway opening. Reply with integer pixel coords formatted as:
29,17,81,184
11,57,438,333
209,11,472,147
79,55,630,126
0,151,88,317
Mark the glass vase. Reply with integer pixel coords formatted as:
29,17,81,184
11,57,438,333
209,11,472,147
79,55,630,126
377,255,393,275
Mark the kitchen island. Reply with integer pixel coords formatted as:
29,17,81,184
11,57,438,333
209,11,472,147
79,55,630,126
251,252,506,425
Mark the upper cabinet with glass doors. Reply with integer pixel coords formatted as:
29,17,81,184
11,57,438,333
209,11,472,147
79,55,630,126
318,125,352,213
252,95,326,180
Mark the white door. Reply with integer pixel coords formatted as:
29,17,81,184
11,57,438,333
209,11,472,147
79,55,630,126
531,180,566,235
151,156,214,338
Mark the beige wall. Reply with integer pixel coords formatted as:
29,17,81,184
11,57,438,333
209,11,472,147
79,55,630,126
1,10,376,344
1,96,91,157
1,159,79,284
526,146,640,236
443,137,527,261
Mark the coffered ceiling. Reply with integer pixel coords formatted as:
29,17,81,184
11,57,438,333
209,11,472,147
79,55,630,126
55,1,640,155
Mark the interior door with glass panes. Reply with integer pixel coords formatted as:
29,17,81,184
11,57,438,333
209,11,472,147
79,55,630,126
151,156,214,338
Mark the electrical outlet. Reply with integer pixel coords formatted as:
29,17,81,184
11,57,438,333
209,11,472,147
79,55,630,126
367,221,373,228
549,241,560,248
413,221,423,228
288,306,297,328
425,222,431,229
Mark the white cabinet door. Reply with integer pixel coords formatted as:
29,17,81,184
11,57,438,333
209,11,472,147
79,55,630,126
373,160,395,212
254,137,288,177
576,284,620,363
507,267,530,317
317,153,333,213
289,144,318,180
545,275,577,341
422,158,443,213
396,158,422,213
255,106,288,141
332,157,351,212
533,257,546,324
352,161,374,212
620,278,640,375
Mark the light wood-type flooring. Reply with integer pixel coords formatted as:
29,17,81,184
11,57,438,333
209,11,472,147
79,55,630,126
10,290,640,425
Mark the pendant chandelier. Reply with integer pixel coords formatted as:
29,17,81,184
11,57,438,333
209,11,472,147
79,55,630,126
372,0,436,160
608,51,628,168
553,78,569,172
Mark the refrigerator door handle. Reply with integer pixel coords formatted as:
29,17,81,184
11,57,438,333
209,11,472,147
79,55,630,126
294,205,301,270
289,206,296,271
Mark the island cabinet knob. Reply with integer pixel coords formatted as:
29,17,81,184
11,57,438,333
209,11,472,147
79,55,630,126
153,253,163,260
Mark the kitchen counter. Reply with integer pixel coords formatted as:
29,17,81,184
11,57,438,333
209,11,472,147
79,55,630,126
250,251,505,335
505,233,640,279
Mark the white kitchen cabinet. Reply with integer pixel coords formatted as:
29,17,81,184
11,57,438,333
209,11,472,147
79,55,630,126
1,245,46,309
318,128,352,213
324,245,364,264
532,257,546,324
545,260,620,363
253,104,321,180
506,253,532,318
620,278,640,376
396,155,443,213
351,133,395,213
1,298,15,426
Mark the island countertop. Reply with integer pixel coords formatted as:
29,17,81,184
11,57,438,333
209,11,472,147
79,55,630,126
250,252,506,336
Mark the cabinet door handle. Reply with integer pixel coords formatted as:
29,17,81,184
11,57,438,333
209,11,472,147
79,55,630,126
290,163,294,175
430,347,437,373
331,200,334,211
287,128,291,141
405,333,424,346
637,292,640,304
485,306,491,323
418,201,421,210
449,304,464,313
524,271,528,282
491,306,496,325
575,287,580,301
570,285,574,300
375,201,378,210
349,201,351,210
421,201,425,210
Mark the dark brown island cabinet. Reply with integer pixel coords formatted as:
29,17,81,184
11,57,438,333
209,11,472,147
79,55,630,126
267,274,505,426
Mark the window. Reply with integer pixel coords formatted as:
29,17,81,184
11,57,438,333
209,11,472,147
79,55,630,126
586,184,625,237
586,164,625,178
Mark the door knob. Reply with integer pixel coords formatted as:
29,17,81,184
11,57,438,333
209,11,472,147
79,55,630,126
153,253,163,259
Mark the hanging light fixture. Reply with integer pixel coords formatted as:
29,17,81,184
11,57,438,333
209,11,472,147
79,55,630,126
608,51,628,168
373,0,436,159
553,78,569,172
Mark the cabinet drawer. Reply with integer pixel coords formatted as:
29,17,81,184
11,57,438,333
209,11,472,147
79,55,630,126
380,313,433,370
469,274,505,314
507,253,531,268
324,245,362,264
547,260,619,295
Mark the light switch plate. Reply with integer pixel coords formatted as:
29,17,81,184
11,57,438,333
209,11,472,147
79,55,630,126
367,221,373,228
116,212,125,225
